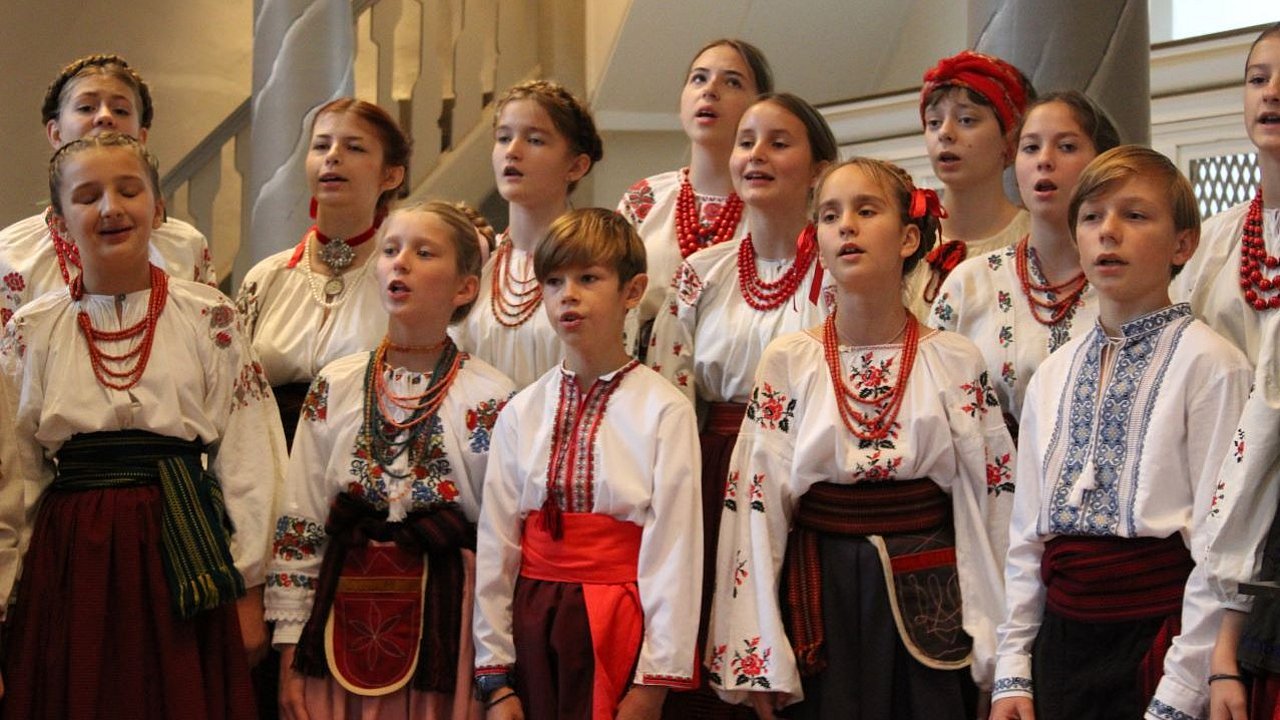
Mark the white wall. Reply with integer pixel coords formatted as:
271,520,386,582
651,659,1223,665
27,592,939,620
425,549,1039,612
0,0,253,226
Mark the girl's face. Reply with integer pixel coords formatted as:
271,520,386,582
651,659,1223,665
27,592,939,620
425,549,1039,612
376,210,477,326
1246,35,1280,157
1016,101,1098,224
679,44,758,149
491,98,590,208
53,146,163,274
815,164,919,287
47,73,148,149
923,89,1011,190
730,101,824,212
306,111,404,214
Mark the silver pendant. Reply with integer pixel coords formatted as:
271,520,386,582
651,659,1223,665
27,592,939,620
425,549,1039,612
319,240,355,271
324,276,345,296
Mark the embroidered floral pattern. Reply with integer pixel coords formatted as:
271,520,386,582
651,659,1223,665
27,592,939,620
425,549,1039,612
302,377,329,422
850,351,896,399
3,272,23,292
267,572,317,590
748,473,766,513
746,383,796,432
673,262,703,307
724,470,739,511
855,449,903,481
730,636,772,689
1001,361,1017,388
465,398,505,453
933,295,954,325
733,550,749,598
273,515,326,561
997,289,1012,313
0,321,25,360
987,450,1014,495
1233,428,1245,463
960,372,1000,418
707,643,727,687
350,414,457,509
232,360,272,410
622,179,656,225
998,325,1013,348
987,253,1004,271
234,280,260,336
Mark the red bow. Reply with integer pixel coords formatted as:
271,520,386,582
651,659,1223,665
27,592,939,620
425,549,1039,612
909,188,948,220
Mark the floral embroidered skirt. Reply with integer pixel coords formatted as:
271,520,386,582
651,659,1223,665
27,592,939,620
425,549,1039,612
1,484,257,720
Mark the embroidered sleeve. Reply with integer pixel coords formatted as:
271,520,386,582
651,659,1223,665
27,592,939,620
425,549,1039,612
634,395,702,688
943,353,1017,690
1,271,27,327
196,244,218,288
707,345,803,701
0,320,35,613
206,306,287,589
647,262,700,403
265,371,338,644
1150,347,1252,715
994,377,1050,700
473,404,525,671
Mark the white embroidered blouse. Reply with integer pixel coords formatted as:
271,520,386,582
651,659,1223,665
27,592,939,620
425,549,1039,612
707,328,1016,704
0,279,287,608
264,349,514,644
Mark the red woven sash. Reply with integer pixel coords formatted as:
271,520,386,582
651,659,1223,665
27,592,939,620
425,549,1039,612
520,511,642,584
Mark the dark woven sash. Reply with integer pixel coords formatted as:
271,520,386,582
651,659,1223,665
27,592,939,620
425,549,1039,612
292,492,474,693
1041,534,1193,700
783,479,949,676
54,430,245,619
1041,534,1192,623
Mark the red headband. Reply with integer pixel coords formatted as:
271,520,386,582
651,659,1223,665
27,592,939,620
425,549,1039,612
919,50,1029,133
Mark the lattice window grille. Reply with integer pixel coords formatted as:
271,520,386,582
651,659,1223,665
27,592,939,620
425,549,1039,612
1191,153,1260,219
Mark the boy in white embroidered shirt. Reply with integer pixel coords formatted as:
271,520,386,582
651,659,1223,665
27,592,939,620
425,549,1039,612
472,208,702,720
990,146,1251,720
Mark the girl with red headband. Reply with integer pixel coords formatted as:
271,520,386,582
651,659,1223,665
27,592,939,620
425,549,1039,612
908,50,1035,320
617,39,771,358
706,157,1014,719
1181,22,1280,720
236,99,411,448
929,91,1120,437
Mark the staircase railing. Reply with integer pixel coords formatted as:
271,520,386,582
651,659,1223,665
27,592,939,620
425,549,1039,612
161,0,543,286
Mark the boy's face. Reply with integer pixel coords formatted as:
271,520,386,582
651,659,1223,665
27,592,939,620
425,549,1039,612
541,262,646,349
1245,35,1280,157
1074,174,1197,312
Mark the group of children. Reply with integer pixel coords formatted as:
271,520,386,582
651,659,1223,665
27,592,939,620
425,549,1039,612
0,22,1276,720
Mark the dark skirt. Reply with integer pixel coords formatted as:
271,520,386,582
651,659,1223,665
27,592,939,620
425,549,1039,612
1030,608,1165,720
1,483,256,720
662,404,756,720
781,535,975,720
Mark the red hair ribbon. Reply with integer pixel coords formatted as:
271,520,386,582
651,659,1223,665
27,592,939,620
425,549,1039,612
921,240,967,304
797,224,825,306
919,50,1029,133
909,187,948,221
